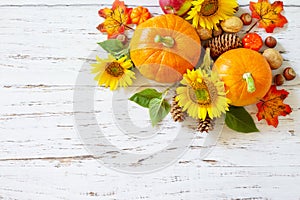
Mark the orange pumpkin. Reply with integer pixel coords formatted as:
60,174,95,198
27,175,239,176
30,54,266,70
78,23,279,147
213,48,272,106
130,6,151,25
130,14,201,83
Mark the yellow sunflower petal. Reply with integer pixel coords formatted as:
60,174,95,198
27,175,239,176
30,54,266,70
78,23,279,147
95,55,102,62
109,79,118,90
117,55,127,63
198,107,207,120
91,64,105,74
187,103,198,118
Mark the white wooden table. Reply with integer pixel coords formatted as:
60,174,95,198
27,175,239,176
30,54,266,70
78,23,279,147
1,0,300,199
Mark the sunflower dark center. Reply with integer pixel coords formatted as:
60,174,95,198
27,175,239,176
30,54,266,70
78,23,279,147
200,0,219,16
105,62,124,77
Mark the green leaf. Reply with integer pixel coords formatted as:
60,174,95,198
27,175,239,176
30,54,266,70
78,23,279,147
149,98,171,126
225,106,259,133
98,39,124,55
129,88,162,108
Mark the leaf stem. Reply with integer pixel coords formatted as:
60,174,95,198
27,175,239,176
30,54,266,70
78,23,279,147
246,20,260,33
162,88,171,100
124,24,134,30
111,17,134,31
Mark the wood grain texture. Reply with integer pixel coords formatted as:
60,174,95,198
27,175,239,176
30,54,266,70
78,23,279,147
1,0,300,199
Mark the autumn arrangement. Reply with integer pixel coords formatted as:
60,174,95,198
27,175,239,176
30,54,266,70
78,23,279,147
91,0,295,133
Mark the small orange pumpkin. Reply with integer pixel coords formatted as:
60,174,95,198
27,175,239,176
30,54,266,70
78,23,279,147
130,14,201,83
130,6,151,25
213,48,272,106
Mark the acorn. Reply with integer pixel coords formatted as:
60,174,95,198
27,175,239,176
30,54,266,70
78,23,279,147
265,36,277,48
116,34,128,44
196,26,213,40
240,13,252,25
213,26,223,37
274,74,284,86
283,67,296,81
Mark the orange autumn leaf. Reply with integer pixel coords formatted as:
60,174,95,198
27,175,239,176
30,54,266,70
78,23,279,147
250,0,288,33
97,0,132,37
256,85,292,127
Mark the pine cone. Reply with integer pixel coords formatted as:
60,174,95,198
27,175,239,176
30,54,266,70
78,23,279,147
171,96,185,122
197,117,215,133
207,33,242,59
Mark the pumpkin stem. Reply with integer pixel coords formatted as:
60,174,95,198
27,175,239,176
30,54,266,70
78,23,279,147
154,35,175,48
243,72,256,93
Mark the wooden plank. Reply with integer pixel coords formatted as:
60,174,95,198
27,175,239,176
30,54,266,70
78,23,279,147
1,6,299,85
0,159,300,199
0,0,300,199
0,85,299,163
0,0,299,6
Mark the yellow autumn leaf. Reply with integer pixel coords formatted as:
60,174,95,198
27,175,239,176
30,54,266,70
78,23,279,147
97,0,132,37
250,0,288,33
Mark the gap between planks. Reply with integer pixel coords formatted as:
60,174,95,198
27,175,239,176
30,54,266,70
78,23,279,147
0,155,95,162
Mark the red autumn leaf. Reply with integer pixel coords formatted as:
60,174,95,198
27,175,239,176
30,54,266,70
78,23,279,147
97,0,132,37
250,0,288,33
256,85,292,127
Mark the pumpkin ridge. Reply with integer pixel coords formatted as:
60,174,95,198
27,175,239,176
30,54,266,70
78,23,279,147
231,55,248,75
154,51,177,78
140,49,163,65
174,54,186,74
239,82,248,104
169,51,196,72
165,14,175,30
160,52,179,74
171,53,184,73
226,76,243,86
159,15,167,29
224,76,243,96
174,21,193,36
133,47,196,71
159,50,168,75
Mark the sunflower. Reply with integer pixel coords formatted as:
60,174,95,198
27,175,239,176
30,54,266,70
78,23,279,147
176,69,230,120
186,0,238,30
91,54,135,90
